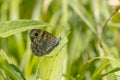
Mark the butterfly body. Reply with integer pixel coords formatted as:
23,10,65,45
29,29,61,56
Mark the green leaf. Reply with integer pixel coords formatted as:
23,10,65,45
10,64,26,80
77,57,110,80
101,67,120,77
91,61,110,80
0,20,48,38
69,1,97,35
0,49,26,80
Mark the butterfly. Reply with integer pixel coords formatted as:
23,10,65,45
29,29,61,56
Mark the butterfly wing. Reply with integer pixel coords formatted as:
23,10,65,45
29,29,60,56
39,30,60,54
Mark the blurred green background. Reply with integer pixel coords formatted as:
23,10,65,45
0,0,120,80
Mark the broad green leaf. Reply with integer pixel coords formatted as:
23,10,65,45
0,20,48,38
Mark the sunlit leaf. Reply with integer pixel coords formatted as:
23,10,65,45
0,20,48,38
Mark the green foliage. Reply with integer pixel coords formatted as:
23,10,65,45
0,0,120,80
0,20,48,38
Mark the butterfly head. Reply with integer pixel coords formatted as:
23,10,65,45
29,29,43,42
